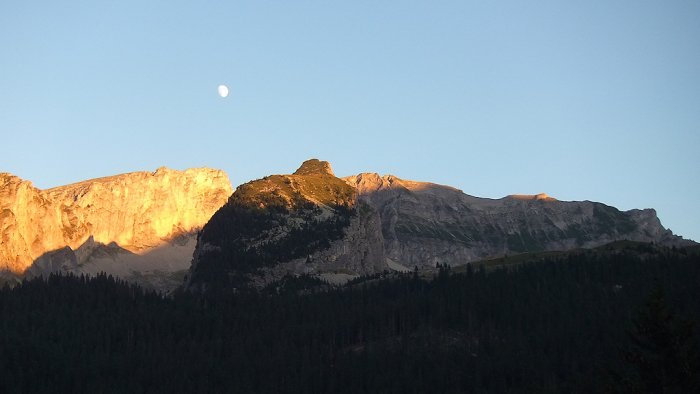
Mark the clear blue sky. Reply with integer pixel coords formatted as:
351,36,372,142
1,1,698,241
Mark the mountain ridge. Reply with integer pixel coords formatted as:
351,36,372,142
186,159,692,292
3,160,694,293
342,171,691,270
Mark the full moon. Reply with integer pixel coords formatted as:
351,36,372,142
217,84,229,98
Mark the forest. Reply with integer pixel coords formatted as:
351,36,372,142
1,242,699,393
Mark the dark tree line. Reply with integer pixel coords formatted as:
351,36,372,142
1,244,699,393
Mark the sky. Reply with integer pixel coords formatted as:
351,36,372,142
1,1,698,241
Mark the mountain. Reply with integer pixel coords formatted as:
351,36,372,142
344,172,692,270
0,167,232,291
184,159,384,292
186,159,692,293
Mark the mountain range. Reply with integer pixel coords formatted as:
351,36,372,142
1,159,692,292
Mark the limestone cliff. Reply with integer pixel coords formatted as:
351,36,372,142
343,173,692,269
1,168,232,290
185,159,385,292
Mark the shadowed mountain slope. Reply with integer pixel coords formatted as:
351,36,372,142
343,172,692,269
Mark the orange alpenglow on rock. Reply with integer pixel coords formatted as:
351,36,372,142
0,168,233,274
507,193,557,201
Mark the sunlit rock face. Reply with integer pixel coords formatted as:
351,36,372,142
343,173,693,270
0,168,233,290
185,159,385,292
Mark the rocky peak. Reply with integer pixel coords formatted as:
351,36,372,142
185,160,384,292
232,159,354,211
0,173,36,196
293,159,335,177
343,173,463,197
1,172,23,184
343,173,390,192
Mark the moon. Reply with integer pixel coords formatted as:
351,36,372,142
217,84,229,98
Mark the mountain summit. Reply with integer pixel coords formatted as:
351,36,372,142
293,158,335,177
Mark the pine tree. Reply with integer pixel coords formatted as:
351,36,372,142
611,285,700,393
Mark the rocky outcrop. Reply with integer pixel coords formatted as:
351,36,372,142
1,168,233,290
343,173,692,269
185,159,385,292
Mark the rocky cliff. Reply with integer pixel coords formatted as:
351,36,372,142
343,173,692,270
185,159,385,292
0,168,232,290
